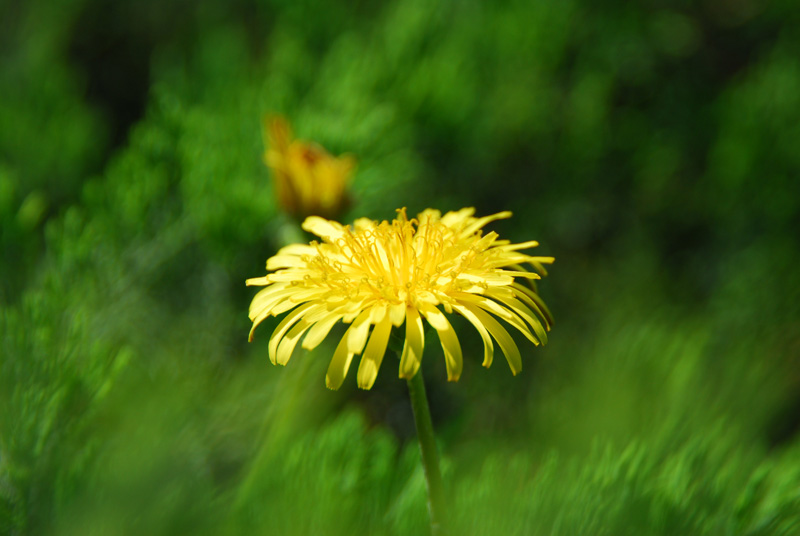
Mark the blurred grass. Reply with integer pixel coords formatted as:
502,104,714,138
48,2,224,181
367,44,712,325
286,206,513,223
2,0,800,534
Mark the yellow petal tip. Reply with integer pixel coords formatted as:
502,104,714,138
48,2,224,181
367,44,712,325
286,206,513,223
325,376,341,390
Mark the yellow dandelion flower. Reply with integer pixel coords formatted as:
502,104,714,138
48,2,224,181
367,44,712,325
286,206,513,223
246,208,554,390
263,115,356,219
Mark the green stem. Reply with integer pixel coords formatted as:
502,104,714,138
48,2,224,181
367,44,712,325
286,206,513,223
407,367,447,536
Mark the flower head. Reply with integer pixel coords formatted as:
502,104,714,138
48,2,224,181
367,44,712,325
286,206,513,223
247,208,554,390
263,115,355,219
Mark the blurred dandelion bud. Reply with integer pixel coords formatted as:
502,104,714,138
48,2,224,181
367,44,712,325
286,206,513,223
247,208,554,390
263,115,355,220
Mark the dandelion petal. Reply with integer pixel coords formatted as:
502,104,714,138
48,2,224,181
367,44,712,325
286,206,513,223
276,319,313,365
301,312,343,351
326,331,355,390
460,303,522,375
452,303,494,368
399,307,425,379
421,304,463,382
267,303,316,363
347,309,373,354
357,315,392,389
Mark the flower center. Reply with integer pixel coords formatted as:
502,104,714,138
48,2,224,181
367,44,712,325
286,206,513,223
302,210,496,306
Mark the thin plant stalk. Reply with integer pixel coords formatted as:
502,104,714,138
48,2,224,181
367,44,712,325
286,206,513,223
407,367,447,536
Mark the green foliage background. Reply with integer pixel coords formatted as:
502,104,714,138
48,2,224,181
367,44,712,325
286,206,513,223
2,0,800,534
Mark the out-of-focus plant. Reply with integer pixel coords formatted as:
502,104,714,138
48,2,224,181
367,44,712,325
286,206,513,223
263,115,355,221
